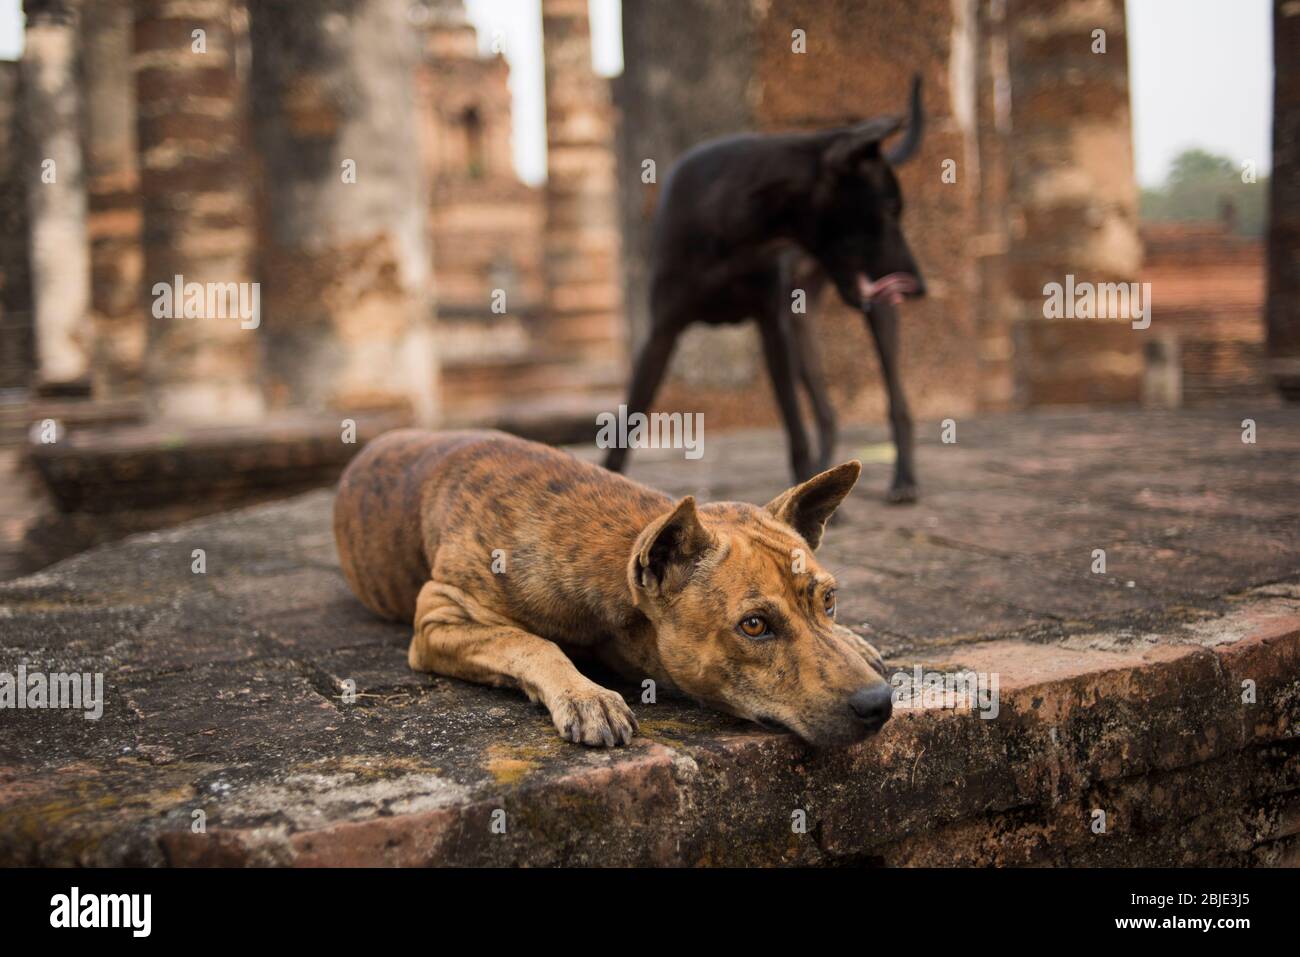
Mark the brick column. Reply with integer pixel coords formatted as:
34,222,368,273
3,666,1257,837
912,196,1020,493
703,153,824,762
81,0,144,397
1005,0,1140,299
540,0,624,362
0,62,35,392
1266,0,1300,400
21,0,91,389
1005,0,1143,405
973,0,1015,411
133,0,263,422
248,0,436,424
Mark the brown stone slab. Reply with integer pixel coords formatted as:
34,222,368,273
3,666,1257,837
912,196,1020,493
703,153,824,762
2,408,1299,865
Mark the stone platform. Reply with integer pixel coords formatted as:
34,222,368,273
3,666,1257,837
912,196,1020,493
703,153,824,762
1,406,1298,866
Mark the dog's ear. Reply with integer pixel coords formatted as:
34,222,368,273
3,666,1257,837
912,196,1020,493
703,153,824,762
823,117,902,171
629,496,715,600
765,461,861,549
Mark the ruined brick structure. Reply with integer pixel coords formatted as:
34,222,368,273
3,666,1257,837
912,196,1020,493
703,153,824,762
541,0,623,364
22,0,90,389
0,0,627,568
1140,219,1269,402
249,0,436,423
1002,0,1144,406
3,0,624,436
415,0,625,428
421,2,544,359
0,61,33,396
132,0,264,423
81,0,143,399
417,1,547,424
0,0,1294,453
1267,0,1299,399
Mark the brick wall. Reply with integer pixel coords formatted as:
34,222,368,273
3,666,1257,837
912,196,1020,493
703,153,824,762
1141,221,1268,401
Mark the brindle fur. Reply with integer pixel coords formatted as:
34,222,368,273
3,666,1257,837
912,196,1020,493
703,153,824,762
334,429,890,747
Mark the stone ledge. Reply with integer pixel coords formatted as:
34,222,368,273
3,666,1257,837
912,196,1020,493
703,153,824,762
2,408,1298,866
27,410,407,513
0,494,1296,866
126,593,1300,866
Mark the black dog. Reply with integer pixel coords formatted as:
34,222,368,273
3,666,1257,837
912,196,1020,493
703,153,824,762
605,77,926,502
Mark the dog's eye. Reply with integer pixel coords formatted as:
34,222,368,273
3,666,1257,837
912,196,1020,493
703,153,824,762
824,590,837,617
738,616,771,639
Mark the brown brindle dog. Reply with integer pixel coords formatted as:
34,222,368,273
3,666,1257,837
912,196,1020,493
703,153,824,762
333,429,893,748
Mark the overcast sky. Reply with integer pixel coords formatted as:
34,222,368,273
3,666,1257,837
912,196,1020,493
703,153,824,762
0,0,1273,187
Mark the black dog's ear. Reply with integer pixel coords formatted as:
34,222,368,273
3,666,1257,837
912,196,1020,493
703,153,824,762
765,461,862,549
630,497,716,599
823,117,903,170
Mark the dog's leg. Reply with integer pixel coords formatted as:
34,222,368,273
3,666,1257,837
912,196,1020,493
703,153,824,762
604,323,679,473
789,318,838,477
833,623,887,679
782,257,837,474
759,310,816,482
864,301,918,503
409,581,637,746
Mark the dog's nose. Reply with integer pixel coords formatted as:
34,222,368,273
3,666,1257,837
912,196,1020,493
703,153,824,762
848,684,893,732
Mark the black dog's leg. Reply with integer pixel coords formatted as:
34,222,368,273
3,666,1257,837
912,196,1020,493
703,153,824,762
759,309,815,483
864,301,918,503
792,318,837,475
785,265,837,474
604,324,679,473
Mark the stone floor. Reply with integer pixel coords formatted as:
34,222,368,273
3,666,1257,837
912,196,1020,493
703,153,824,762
1,405,1298,865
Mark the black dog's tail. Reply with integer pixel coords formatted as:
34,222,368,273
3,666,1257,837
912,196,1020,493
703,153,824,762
885,74,924,165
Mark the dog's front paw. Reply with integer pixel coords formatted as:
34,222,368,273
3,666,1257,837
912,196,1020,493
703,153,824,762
859,640,888,679
836,625,888,678
549,682,638,747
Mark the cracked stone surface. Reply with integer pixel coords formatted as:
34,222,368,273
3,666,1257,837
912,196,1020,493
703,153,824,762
1,406,1298,865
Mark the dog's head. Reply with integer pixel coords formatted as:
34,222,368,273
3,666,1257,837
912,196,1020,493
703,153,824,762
627,461,892,747
808,75,927,311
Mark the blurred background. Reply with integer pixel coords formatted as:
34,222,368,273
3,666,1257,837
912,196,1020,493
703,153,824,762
0,0,1293,578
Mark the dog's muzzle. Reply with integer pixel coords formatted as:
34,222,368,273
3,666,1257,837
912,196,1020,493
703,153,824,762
848,684,893,734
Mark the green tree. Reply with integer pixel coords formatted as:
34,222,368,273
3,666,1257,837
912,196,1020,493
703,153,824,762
1139,148,1268,236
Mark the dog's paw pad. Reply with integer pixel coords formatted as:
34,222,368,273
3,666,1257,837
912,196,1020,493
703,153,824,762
550,685,638,747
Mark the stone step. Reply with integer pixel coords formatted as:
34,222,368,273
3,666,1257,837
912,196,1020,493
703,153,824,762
441,354,626,416
26,409,408,514
0,395,29,448
441,354,616,400
0,393,149,448
446,388,624,446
